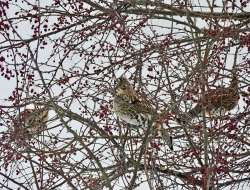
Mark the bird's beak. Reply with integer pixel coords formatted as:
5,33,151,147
111,87,116,96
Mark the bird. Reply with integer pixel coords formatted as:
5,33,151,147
112,77,173,150
12,106,49,138
178,69,239,123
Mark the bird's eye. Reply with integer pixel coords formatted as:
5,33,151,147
120,84,127,90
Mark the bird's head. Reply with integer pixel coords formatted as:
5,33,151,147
114,77,132,96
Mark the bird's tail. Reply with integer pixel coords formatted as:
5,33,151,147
230,68,238,91
161,127,173,150
155,111,174,150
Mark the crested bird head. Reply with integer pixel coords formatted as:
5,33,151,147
114,77,133,96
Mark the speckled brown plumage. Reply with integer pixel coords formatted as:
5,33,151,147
188,70,239,118
12,107,49,138
113,77,173,150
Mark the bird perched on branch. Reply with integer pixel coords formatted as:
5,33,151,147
112,77,173,150
12,106,49,138
179,69,239,123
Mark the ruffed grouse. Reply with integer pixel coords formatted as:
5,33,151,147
12,106,49,138
180,70,239,122
112,77,173,150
